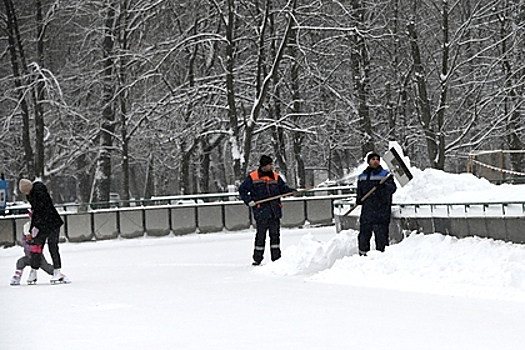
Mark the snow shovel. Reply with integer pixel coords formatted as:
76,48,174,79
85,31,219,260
343,147,413,216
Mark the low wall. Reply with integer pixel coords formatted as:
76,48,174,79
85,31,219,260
334,201,525,245
0,197,340,247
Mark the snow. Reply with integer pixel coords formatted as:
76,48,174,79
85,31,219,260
2,145,525,349
2,224,525,349
387,141,525,203
394,167,525,203
1,225,525,350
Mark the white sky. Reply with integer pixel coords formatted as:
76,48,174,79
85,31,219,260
2,149,525,349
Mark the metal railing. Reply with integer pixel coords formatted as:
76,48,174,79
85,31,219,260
333,199,525,216
3,186,356,215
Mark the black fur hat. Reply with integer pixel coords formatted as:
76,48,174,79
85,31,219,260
259,155,273,167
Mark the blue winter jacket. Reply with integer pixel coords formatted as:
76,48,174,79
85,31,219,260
239,169,294,221
357,165,396,225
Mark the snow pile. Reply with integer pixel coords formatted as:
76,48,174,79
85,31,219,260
395,168,490,202
258,230,358,275
308,231,525,301
259,229,525,301
260,146,525,301
394,168,525,203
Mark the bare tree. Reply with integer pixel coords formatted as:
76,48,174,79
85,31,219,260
2,0,35,177
3,0,525,202
92,1,117,205
499,0,525,171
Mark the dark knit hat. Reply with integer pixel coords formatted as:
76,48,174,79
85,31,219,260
367,152,380,163
259,155,273,167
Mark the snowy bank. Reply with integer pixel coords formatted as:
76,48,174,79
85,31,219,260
394,168,525,203
258,229,525,302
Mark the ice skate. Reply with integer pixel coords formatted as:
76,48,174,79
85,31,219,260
27,269,37,285
50,269,70,284
10,270,22,286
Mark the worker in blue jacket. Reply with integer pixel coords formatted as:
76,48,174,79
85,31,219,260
239,155,295,265
356,152,397,256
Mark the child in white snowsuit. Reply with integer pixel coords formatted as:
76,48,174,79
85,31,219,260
9,234,55,285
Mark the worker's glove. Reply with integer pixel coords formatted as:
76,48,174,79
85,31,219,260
248,201,256,207
355,198,362,205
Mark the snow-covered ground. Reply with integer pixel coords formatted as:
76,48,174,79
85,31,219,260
0,219,525,350
2,145,525,349
2,225,525,350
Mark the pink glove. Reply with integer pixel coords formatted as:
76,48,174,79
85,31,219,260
31,226,39,238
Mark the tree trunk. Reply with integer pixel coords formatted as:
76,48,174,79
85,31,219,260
289,22,304,188
268,8,288,180
434,0,449,170
34,0,45,179
222,0,242,181
407,21,438,168
119,0,130,204
144,153,154,199
94,2,117,204
200,135,224,193
121,117,130,203
350,0,374,158
76,154,92,212
180,140,193,195
3,0,34,177
500,5,524,173
293,133,305,188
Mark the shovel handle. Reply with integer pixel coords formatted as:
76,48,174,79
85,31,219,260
254,186,315,205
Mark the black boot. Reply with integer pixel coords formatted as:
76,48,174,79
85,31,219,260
270,248,281,261
252,246,264,266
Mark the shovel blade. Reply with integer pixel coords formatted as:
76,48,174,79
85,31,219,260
383,147,413,187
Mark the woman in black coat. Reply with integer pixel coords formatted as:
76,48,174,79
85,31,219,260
19,179,68,284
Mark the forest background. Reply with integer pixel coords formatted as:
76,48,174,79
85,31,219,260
0,0,523,205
